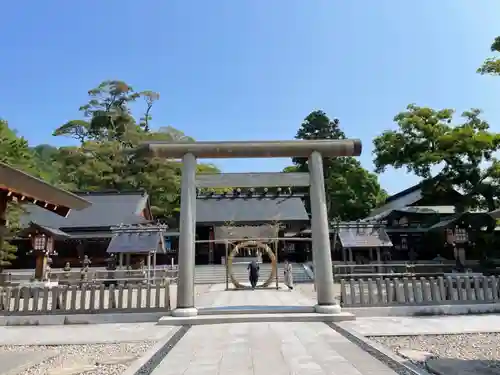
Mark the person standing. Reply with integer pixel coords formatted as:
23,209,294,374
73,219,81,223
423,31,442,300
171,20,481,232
248,260,259,289
284,260,294,290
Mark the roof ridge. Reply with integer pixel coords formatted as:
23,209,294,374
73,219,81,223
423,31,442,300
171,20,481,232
74,190,147,196
197,194,306,199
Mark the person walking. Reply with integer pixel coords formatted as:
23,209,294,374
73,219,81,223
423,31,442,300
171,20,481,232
284,260,294,290
248,260,259,289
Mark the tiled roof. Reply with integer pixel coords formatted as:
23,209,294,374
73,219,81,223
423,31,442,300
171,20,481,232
428,212,495,230
394,206,456,215
106,231,165,254
21,191,150,230
367,188,424,219
337,226,393,248
196,196,309,224
18,222,71,239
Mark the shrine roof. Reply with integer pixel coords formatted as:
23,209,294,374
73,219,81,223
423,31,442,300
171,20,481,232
18,222,71,240
21,190,150,230
0,162,91,217
337,225,393,248
106,230,165,254
196,195,309,224
366,179,462,220
428,212,495,231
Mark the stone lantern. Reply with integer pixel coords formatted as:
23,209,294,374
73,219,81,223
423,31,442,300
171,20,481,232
31,232,56,280
20,223,70,281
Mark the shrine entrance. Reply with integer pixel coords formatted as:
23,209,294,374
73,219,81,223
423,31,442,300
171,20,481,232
139,139,362,317
217,223,280,290
227,240,277,289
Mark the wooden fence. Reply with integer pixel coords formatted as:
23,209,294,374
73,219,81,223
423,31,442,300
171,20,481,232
2,267,178,285
333,262,470,280
0,283,171,315
340,276,500,307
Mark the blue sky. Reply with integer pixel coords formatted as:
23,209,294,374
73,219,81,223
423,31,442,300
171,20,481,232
1,1,500,194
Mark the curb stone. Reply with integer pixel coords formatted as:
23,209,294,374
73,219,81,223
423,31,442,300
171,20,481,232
0,350,58,375
327,322,433,375
121,326,190,375
0,312,165,326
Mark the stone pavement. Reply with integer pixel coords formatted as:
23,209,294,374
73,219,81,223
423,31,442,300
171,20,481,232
0,350,57,374
0,323,178,345
196,284,317,308
151,322,398,375
150,285,398,374
339,314,500,336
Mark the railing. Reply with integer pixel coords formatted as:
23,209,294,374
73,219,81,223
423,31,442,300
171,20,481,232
0,282,172,315
333,262,464,280
1,267,179,286
340,275,500,307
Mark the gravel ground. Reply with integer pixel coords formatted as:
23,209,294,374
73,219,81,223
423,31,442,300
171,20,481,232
371,333,500,369
0,341,156,375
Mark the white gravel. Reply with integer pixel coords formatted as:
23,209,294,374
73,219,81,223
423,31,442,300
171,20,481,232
0,341,156,375
371,333,500,364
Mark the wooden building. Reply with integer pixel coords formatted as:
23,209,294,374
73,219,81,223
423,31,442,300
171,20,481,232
13,190,155,268
11,189,313,267
194,191,311,264
361,181,461,261
363,181,498,262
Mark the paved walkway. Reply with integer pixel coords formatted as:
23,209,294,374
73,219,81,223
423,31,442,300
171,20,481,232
196,284,317,308
340,314,500,336
151,285,398,375
152,322,397,375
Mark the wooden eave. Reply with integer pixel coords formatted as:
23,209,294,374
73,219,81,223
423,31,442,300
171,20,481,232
0,162,91,217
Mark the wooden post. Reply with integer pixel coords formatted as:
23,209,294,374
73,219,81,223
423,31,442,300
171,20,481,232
0,191,8,278
34,253,47,280
274,239,279,290
225,240,229,290
376,247,382,274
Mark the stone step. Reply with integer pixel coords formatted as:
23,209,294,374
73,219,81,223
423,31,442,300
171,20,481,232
158,312,355,326
194,265,310,284
198,305,315,315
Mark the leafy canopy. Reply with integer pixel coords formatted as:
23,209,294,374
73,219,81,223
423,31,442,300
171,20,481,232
0,119,38,268
477,36,500,76
52,80,219,219
288,110,387,221
373,104,500,211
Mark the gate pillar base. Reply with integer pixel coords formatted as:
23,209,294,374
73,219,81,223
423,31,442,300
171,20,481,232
314,304,341,314
171,307,198,317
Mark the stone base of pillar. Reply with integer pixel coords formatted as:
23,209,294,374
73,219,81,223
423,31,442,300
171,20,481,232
171,307,198,317
314,304,341,314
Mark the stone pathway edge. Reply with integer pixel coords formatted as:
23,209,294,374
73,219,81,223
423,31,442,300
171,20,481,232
122,326,190,375
327,322,433,375
0,350,59,375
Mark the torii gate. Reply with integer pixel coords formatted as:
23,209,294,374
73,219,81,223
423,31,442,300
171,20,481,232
139,139,362,316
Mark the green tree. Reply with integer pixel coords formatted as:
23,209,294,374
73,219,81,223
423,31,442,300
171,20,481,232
53,80,159,143
477,36,500,76
373,104,500,212
0,119,38,268
0,120,37,172
30,144,66,186
52,80,220,219
289,110,387,220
